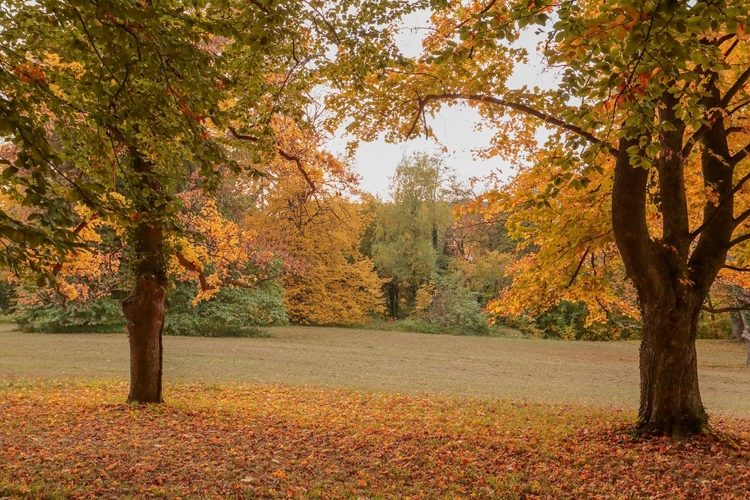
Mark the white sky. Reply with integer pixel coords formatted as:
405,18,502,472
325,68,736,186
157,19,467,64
325,11,557,198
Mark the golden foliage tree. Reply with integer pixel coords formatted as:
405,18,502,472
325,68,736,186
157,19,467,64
246,121,384,325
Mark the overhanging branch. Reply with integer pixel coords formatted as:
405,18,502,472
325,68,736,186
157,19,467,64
729,233,750,247
228,127,316,193
732,141,750,166
412,93,614,154
176,252,211,291
567,244,591,287
723,264,750,272
277,149,317,194
734,207,750,228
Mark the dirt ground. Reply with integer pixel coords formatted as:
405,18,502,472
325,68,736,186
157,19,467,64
1,324,748,415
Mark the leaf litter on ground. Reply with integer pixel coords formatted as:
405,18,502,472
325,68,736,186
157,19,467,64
0,379,749,499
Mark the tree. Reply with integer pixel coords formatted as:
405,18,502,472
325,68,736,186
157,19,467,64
247,120,383,325
11,186,289,333
331,0,750,436
462,155,641,337
371,153,458,317
1,0,419,402
2,0,245,402
166,185,292,336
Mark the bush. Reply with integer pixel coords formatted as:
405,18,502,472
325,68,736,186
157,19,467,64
501,301,640,341
411,272,490,335
697,312,732,340
163,283,288,337
14,297,125,333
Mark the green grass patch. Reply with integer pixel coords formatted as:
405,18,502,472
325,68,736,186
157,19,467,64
34,323,126,334
1,326,749,414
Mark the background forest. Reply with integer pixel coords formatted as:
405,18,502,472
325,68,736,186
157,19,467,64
1,149,740,342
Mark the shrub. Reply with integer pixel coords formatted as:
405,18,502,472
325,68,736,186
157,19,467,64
14,297,125,333
501,301,640,341
696,312,732,340
411,272,490,335
163,282,287,337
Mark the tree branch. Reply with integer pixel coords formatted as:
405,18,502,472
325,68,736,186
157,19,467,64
225,275,278,290
247,0,270,14
277,149,317,194
228,126,259,142
455,0,497,30
721,65,750,108
228,127,316,193
729,233,750,247
729,97,750,116
723,264,750,272
732,169,750,195
702,304,750,314
413,93,614,153
567,244,591,287
731,141,750,167
734,206,750,228
176,251,211,291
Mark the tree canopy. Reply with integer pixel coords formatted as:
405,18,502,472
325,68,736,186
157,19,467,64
0,0,422,402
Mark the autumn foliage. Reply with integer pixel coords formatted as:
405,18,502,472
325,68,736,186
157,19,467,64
245,121,384,325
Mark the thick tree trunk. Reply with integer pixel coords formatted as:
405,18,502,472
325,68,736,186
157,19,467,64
122,221,167,403
122,154,167,404
612,136,715,437
638,302,707,437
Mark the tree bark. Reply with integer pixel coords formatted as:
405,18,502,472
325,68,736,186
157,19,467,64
612,137,714,436
122,154,167,404
638,301,707,436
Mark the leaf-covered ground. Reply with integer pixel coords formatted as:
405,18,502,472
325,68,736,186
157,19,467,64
1,380,749,499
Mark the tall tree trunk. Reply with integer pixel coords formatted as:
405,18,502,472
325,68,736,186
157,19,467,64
638,300,707,436
122,154,167,403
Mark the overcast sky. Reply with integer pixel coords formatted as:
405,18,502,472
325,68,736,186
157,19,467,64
325,11,557,199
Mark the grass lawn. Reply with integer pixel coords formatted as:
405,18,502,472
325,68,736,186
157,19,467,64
1,325,749,498
0,324,748,414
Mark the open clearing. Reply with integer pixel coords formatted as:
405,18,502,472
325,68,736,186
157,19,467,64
1,325,748,415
